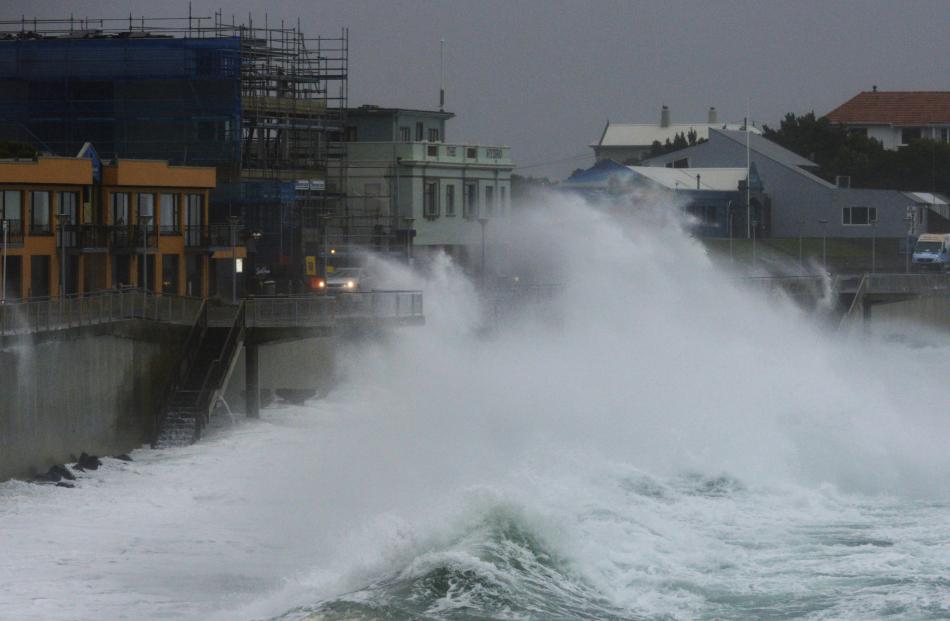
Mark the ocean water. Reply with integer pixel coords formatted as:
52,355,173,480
1,193,949,620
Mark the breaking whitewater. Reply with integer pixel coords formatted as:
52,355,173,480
2,192,949,621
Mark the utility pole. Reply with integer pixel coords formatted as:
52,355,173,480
818,219,829,272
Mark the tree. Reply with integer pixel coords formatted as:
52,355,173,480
763,112,950,195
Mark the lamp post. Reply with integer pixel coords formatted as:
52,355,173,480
139,214,152,299
870,214,878,274
57,209,69,297
904,208,915,274
751,218,758,269
818,218,829,272
726,200,734,262
403,216,415,264
248,230,262,295
478,217,488,286
1,220,7,304
229,215,240,304
798,218,805,267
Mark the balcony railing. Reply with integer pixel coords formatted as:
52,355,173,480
60,224,110,250
184,224,244,248
0,220,24,245
110,225,159,251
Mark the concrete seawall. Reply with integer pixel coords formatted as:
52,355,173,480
0,322,189,480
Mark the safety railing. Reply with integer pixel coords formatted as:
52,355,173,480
0,219,24,245
244,290,423,327
0,288,204,336
184,224,243,248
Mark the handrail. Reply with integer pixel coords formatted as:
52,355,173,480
153,300,208,444
193,301,246,436
0,289,202,337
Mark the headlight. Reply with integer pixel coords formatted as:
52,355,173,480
317,280,325,288
345,281,355,288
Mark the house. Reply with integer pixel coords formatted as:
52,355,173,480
825,90,950,149
591,106,759,164
561,159,767,238
641,129,917,240
0,149,231,300
339,106,514,270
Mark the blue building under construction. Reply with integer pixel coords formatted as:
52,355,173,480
0,14,349,292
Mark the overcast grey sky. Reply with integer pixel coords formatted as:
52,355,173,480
7,0,950,179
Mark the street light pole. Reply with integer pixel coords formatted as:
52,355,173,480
478,217,488,286
798,218,804,267
229,215,239,304
751,219,758,269
57,209,69,297
818,218,829,272
870,215,878,274
727,201,734,262
1,220,7,304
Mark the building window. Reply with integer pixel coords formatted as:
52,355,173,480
446,146,457,157
30,191,50,234
428,128,440,142
842,206,877,225
848,127,868,137
942,128,950,143
415,122,424,141
399,126,411,142
427,144,439,157
445,184,456,216
111,192,130,225
466,147,478,159
485,186,495,216
901,127,922,144
499,187,507,215
423,180,439,218
672,157,689,168
185,194,203,246
138,193,155,230
486,147,502,159
464,183,477,219
2,190,22,224
160,193,180,234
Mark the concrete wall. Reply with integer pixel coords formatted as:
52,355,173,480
870,294,950,331
0,322,188,481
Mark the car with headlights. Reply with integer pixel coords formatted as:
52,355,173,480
322,268,373,293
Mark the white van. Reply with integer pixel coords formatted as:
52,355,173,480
912,234,950,270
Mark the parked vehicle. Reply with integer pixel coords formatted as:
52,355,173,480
911,234,950,271
324,268,374,292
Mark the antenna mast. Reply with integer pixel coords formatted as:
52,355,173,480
439,38,445,111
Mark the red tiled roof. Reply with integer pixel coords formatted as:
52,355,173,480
825,91,950,125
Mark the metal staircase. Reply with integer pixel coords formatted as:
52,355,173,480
153,302,246,448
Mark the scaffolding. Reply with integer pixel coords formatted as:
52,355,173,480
0,12,349,283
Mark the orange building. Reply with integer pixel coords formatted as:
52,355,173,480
0,154,241,300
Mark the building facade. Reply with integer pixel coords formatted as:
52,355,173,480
825,90,950,150
339,106,514,268
0,16,347,290
591,106,759,164
641,129,917,240
561,159,768,239
0,153,228,300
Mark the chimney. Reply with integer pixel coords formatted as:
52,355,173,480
660,105,671,128
872,85,877,92
708,107,717,124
